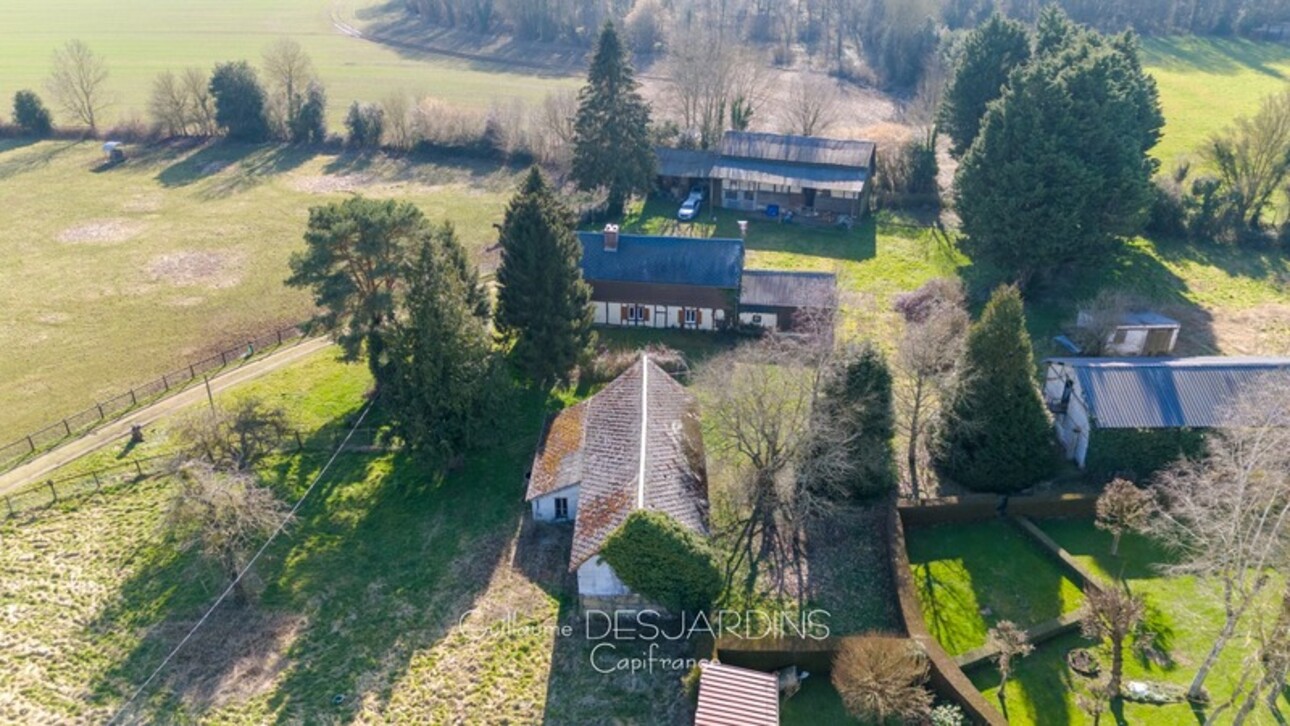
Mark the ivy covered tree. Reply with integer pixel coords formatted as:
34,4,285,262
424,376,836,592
572,22,655,216
494,168,593,385
388,223,500,464
599,510,722,612
12,90,53,137
934,285,1054,493
291,82,327,144
815,344,898,500
953,8,1163,288
286,197,425,387
209,60,270,142
938,14,1031,157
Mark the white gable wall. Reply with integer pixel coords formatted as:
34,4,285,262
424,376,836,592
531,485,580,522
1044,363,1092,467
577,555,633,597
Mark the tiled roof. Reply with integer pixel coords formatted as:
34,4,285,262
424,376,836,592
525,357,709,570
694,661,780,726
719,130,875,169
1047,356,1290,429
577,232,744,289
740,270,837,309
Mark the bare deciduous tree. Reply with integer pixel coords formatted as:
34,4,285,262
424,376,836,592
1150,374,1290,701
47,39,110,132
783,74,841,137
263,38,315,134
987,620,1034,708
664,24,770,148
1204,88,1290,231
182,67,217,135
1075,678,1115,726
148,70,191,137
165,461,288,603
174,397,292,472
381,92,412,149
892,278,968,501
1096,477,1154,557
1232,588,1290,724
1081,586,1146,697
832,636,934,723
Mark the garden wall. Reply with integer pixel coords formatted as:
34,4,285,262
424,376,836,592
897,491,1096,526
888,504,1008,726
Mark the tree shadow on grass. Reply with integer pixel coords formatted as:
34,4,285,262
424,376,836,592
155,141,315,198
90,388,552,723
0,139,80,180
960,236,1220,358
1141,36,1290,78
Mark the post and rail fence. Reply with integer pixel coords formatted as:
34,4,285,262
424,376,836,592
2,425,386,520
0,322,314,475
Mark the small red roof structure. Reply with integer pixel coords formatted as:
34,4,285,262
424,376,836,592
693,660,780,726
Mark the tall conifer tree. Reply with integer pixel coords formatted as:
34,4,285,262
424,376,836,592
934,285,1054,493
938,14,1031,157
572,22,655,215
495,168,594,384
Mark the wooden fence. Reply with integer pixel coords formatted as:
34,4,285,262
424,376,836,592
2,426,386,520
0,323,311,475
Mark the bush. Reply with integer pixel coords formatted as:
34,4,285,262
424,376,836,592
598,510,722,612
831,636,934,723
1084,427,1207,481
209,61,271,142
345,101,385,148
12,90,53,137
580,344,687,384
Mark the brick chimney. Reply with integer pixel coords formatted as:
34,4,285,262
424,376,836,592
603,223,620,252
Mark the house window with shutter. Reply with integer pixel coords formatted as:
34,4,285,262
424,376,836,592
684,308,697,326
625,305,648,324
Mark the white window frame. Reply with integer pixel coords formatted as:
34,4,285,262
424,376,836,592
684,308,697,326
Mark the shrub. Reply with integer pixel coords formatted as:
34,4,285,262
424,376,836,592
345,101,385,148
209,60,271,142
1084,427,1207,481
580,344,686,384
832,636,934,723
598,510,721,612
12,90,53,137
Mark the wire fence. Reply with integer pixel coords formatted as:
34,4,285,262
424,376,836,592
2,426,388,520
0,322,312,475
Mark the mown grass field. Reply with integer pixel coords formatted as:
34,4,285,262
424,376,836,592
1141,37,1290,165
0,138,526,443
963,519,1287,726
0,0,578,129
0,348,700,723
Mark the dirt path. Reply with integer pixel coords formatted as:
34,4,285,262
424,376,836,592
0,337,334,496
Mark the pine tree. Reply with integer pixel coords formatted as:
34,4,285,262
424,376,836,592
495,168,594,385
938,14,1031,157
388,223,500,463
953,11,1162,287
572,22,655,216
934,285,1054,493
285,197,425,387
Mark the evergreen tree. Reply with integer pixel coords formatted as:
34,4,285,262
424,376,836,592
344,101,384,148
285,197,425,386
12,90,53,137
495,168,593,385
934,285,1054,493
388,223,500,463
290,82,327,144
938,14,1031,157
817,344,898,500
953,11,1162,287
572,22,655,216
208,61,270,142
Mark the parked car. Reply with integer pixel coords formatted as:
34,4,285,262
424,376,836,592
689,183,706,201
678,194,702,221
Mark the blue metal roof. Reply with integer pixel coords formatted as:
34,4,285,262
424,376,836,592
1046,357,1290,429
577,232,744,289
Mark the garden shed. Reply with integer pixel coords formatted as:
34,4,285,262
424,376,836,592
1075,309,1180,356
693,660,780,726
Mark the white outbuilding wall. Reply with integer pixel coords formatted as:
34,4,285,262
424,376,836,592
531,485,579,522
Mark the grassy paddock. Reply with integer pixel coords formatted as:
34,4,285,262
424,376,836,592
0,139,525,442
0,351,696,723
0,0,578,129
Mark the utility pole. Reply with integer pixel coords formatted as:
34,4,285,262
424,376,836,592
203,375,215,415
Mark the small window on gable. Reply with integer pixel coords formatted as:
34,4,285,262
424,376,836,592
555,497,569,520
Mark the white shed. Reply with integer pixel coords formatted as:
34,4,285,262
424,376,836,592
1075,310,1180,356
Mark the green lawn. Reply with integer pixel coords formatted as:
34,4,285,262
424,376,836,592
905,519,1084,657
780,677,864,725
0,139,526,443
0,348,697,723
0,0,577,129
1142,37,1290,166
970,518,1289,726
